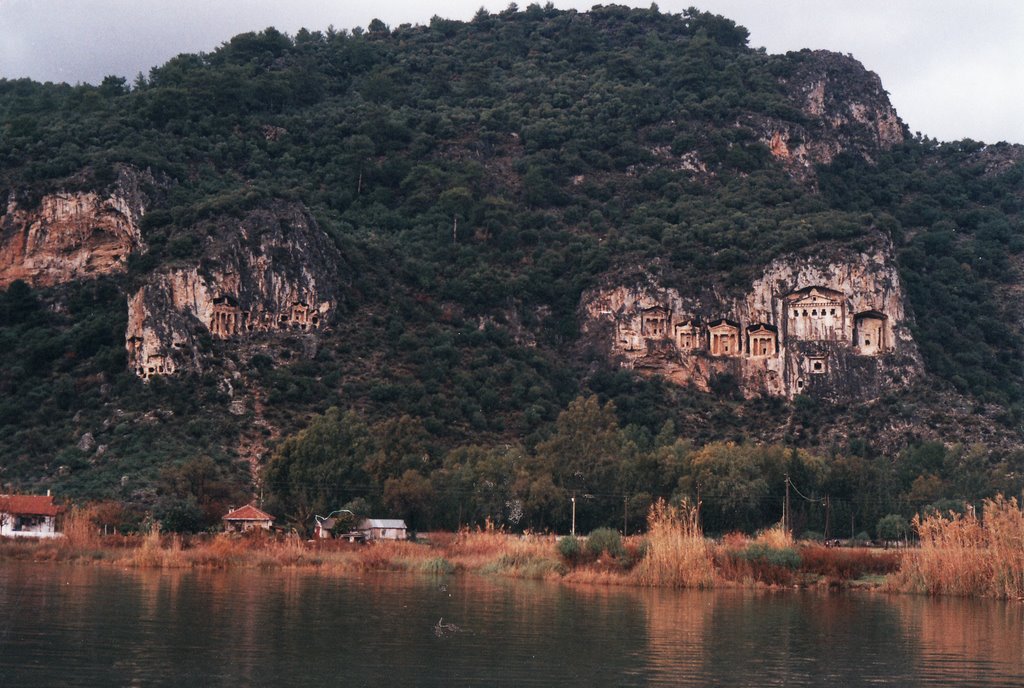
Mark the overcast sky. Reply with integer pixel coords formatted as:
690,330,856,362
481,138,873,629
1,0,1022,144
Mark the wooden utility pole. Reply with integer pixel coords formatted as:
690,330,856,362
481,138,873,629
623,495,628,536
824,495,831,541
784,474,791,536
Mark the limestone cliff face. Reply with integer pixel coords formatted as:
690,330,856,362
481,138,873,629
751,50,904,177
126,203,340,379
0,167,148,288
581,240,922,402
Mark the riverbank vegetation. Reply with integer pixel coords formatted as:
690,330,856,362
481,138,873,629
889,495,1024,598
0,500,899,591
5,496,1024,599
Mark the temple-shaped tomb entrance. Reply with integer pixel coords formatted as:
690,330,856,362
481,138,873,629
853,310,888,355
747,323,778,358
784,286,846,341
210,296,244,338
709,320,740,356
138,354,175,379
617,321,643,351
641,306,670,338
674,320,702,350
279,302,320,331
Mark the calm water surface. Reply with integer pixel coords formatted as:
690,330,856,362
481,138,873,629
1,562,1022,687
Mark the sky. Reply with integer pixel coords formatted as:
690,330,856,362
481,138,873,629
1,0,1022,144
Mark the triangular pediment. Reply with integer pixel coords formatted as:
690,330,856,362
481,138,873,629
786,286,843,307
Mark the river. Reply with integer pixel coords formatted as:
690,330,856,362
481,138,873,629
1,562,1022,686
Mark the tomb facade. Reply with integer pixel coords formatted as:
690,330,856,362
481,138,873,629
853,310,887,355
785,287,846,341
210,296,244,338
617,321,643,351
747,324,777,358
709,320,741,356
279,302,320,331
138,354,175,380
641,306,670,338
675,320,702,351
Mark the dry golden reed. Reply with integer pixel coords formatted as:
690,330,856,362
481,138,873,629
753,521,793,549
60,505,101,550
892,494,1024,598
633,499,715,588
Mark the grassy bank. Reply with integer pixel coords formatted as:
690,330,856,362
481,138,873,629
23,497,1024,599
0,501,902,591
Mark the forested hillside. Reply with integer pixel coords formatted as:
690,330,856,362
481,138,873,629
1,4,1023,537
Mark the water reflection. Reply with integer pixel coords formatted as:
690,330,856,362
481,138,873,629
1,563,1022,687
894,595,1024,684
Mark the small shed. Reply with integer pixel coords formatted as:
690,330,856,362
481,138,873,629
313,517,337,539
0,494,63,538
223,504,274,533
358,518,408,541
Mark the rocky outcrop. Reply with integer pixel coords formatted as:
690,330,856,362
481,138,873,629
126,203,341,379
750,50,904,178
0,167,148,288
581,239,922,402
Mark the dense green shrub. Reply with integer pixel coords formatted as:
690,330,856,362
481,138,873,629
556,534,582,562
736,544,802,569
586,527,625,559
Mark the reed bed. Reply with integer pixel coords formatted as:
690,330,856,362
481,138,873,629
798,545,901,581
753,522,793,549
60,505,102,551
891,494,1024,598
28,498,1024,597
442,527,562,578
633,500,716,588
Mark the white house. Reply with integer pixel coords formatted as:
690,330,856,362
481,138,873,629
358,518,408,541
222,504,274,533
0,494,63,538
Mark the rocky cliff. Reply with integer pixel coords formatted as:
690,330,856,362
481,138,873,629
0,167,149,288
753,50,905,177
581,236,922,402
125,202,342,379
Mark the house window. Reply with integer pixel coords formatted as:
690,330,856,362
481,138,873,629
813,361,823,372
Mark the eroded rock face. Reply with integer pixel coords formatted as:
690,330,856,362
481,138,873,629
126,203,340,379
0,168,148,288
751,50,904,177
581,241,922,402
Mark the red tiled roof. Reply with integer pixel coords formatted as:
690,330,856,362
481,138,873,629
0,494,62,517
223,504,273,522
